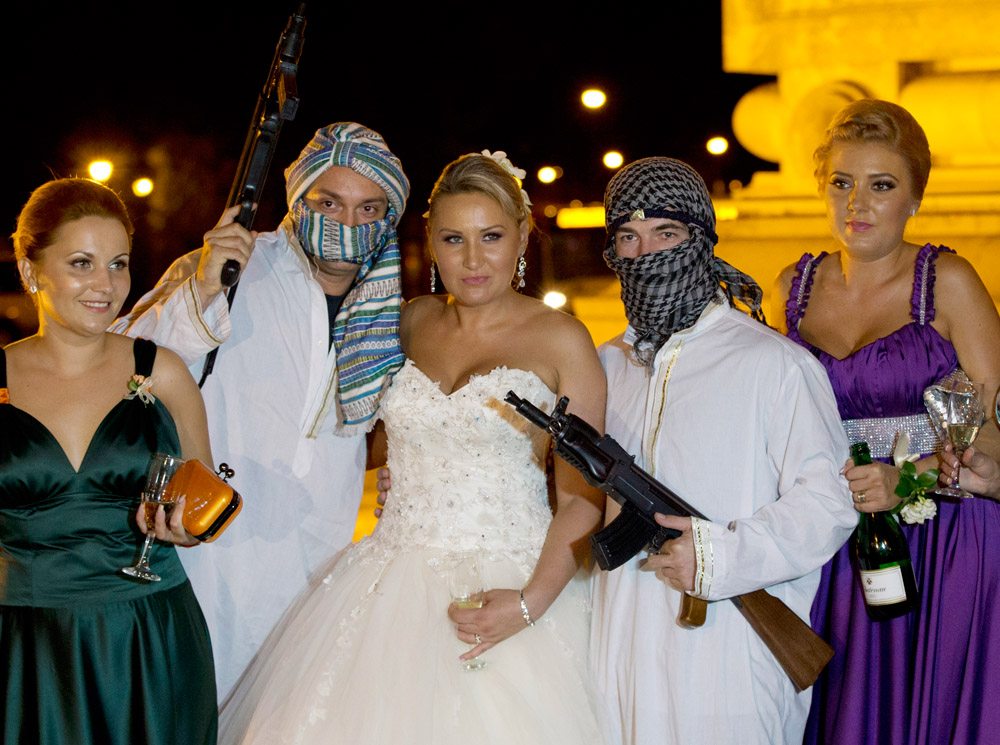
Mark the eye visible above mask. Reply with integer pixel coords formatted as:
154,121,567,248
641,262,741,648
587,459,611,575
291,200,394,264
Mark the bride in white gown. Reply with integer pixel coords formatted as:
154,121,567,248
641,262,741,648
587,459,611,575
219,151,608,745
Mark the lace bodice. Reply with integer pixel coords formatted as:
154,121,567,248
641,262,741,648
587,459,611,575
370,360,557,566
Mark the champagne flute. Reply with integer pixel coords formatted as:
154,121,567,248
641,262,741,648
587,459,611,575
121,452,184,582
938,383,985,498
448,553,487,671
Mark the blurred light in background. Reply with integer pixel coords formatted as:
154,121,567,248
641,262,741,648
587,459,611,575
556,206,605,229
543,291,568,309
581,88,607,109
88,160,113,182
706,136,730,155
132,178,154,197
602,151,624,169
537,166,562,184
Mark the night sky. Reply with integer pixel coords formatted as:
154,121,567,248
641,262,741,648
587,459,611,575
3,1,775,307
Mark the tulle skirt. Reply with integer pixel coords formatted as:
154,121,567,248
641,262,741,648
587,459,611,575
219,540,603,745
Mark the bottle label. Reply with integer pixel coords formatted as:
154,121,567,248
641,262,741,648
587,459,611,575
859,565,907,605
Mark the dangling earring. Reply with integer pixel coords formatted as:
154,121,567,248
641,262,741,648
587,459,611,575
430,262,437,294
515,255,526,290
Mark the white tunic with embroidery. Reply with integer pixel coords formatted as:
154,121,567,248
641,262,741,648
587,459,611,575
589,302,855,745
217,360,603,744
112,226,367,702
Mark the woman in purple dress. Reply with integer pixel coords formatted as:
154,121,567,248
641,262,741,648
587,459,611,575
773,99,1000,744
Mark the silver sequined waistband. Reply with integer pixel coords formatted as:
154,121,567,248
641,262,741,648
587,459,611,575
842,412,942,460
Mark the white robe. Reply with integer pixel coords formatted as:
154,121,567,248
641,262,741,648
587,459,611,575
589,301,856,745
112,227,366,703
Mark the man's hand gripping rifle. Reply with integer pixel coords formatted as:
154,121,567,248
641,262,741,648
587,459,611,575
504,390,833,692
199,4,306,389
220,3,307,288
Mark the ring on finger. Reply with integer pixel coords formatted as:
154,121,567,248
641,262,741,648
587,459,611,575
474,634,482,645
857,490,867,503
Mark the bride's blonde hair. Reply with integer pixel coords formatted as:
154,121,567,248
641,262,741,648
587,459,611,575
427,153,534,232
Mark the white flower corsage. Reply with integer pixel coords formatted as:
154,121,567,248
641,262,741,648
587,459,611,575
481,150,533,208
124,374,156,406
892,431,938,524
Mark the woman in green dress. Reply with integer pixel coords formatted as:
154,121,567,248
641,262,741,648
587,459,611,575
0,178,218,744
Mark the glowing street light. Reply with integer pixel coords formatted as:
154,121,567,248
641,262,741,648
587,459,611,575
543,291,567,309
603,151,624,169
537,166,562,184
706,136,729,156
132,178,154,197
88,160,113,182
581,88,607,109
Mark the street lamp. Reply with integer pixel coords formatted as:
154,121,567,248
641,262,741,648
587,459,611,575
706,136,729,156
581,88,607,109
602,151,624,169
88,160,113,182
537,166,562,184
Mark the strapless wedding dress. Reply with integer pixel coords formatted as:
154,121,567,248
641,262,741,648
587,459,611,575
219,359,603,744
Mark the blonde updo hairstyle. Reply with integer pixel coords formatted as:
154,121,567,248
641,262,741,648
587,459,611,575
813,99,932,201
427,153,534,233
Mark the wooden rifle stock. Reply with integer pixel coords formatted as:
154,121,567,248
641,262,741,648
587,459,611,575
677,594,708,628
731,589,833,691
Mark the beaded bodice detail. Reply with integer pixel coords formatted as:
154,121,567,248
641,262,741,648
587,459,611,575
370,359,557,566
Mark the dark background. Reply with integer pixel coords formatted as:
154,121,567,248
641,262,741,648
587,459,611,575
2,1,775,334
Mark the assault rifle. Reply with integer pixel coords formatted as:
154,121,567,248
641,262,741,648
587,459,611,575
221,3,307,288
199,4,306,388
504,390,833,692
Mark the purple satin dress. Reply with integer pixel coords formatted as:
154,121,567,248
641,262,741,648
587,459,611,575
786,244,1000,745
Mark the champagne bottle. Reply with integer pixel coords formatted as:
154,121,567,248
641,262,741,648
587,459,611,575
850,441,919,620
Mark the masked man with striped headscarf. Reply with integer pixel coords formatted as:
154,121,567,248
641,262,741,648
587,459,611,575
114,122,410,702
588,157,856,745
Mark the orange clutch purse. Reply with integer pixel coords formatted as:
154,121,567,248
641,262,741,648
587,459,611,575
166,460,243,543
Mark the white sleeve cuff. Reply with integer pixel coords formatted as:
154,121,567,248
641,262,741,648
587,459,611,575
182,275,229,348
689,516,715,599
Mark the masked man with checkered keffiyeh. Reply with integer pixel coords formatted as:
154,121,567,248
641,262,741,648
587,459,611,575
588,157,856,744
113,123,409,703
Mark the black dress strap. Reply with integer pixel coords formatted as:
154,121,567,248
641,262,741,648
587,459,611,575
133,337,157,378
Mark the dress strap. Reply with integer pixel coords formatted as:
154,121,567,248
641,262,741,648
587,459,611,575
911,243,956,325
132,337,158,378
784,251,828,343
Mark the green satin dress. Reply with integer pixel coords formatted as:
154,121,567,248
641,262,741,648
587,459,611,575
0,338,217,745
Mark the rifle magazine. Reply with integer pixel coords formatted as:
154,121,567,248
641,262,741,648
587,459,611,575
591,504,662,571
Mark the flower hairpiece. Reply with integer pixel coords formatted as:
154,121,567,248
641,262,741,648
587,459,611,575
125,374,156,406
891,431,938,524
481,150,533,208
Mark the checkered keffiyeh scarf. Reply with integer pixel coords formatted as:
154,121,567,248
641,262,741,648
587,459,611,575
283,122,410,433
603,157,765,367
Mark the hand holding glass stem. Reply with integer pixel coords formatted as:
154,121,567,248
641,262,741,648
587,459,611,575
938,383,986,498
448,553,488,671
122,452,185,582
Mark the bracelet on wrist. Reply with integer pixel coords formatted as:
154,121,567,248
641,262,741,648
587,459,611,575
519,589,535,627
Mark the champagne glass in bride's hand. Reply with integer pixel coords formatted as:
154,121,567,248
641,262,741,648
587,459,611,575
938,382,986,498
121,452,184,582
448,553,487,671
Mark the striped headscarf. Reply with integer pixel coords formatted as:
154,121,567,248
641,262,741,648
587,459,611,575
283,122,410,433
604,157,765,367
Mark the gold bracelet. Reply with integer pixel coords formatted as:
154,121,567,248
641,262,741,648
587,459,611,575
519,589,535,627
